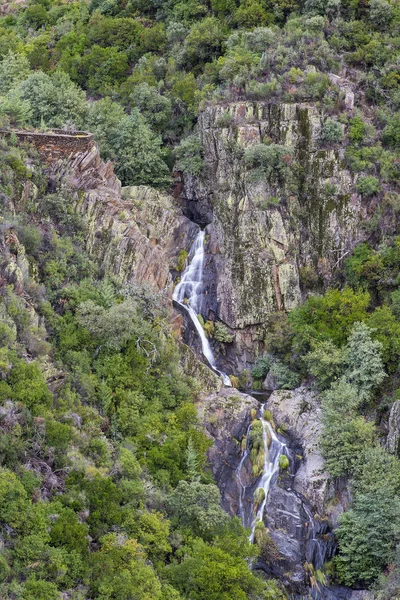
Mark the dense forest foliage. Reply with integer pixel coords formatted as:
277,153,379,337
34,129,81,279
0,0,399,596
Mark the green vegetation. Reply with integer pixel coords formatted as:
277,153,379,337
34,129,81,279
255,283,400,590
0,0,399,593
0,138,282,599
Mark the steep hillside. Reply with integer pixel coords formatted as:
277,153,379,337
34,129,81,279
0,0,399,597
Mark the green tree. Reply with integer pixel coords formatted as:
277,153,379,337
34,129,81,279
356,175,381,197
383,112,400,148
305,340,344,390
174,134,204,176
86,98,171,187
368,306,400,373
343,321,386,402
320,118,343,143
0,51,31,94
79,45,129,95
184,17,227,69
76,299,139,351
289,287,370,352
0,468,29,530
8,361,52,411
18,70,87,128
50,508,89,555
165,537,270,600
129,83,172,133
20,577,61,600
321,378,376,477
168,481,229,540
336,484,400,586
90,533,162,600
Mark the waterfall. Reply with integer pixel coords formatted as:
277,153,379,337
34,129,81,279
236,403,287,541
303,503,329,571
236,402,334,576
173,231,232,387
250,404,287,542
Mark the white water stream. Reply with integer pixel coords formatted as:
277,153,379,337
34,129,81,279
173,231,232,387
237,402,328,571
237,403,287,542
250,403,287,542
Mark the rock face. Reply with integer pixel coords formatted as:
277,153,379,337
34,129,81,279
266,387,330,512
46,143,199,291
203,386,348,594
183,101,367,370
198,388,258,515
387,400,400,456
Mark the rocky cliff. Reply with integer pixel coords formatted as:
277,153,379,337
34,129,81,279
44,142,199,292
182,102,368,370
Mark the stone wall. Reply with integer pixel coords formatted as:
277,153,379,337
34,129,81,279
0,129,94,161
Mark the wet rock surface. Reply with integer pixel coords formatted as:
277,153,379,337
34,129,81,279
203,387,343,594
198,389,258,515
266,387,330,512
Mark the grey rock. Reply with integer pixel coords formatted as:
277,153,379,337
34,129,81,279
182,101,366,371
266,387,329,512
198,389,258,515
387,399,400,456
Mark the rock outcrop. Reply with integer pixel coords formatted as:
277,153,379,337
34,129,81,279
45,143,199,291
266,387,329,512
387,399,400,456
202,386,351,594
183,101,367,370
198,388,258,515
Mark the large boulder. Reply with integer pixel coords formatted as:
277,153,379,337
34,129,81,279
266,387,329,512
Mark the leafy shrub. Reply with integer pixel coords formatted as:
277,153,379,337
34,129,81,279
252,354,273,379
356,176,381,196
174,134,204,176
382,112,400,148
214,322,233,343
244,143,293,182
349,116,366,145
268,360,299,389
86,98,170,187
8,361,52,411
320,118,343,143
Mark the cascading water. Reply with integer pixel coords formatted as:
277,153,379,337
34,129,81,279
238,403,287,543
249,407,287,543
173,230,231,387
237,401,335,581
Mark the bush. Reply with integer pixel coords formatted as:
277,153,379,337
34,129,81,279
8,361,52,411
356,176,381,197
244,143,293,183
214,322,233,343
268,360,300,389
252,354,273,379
382,112,400,148
320,118,343,143
86,98,170,188
18,70,87,128
174,134,204,176
349,116,366,145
